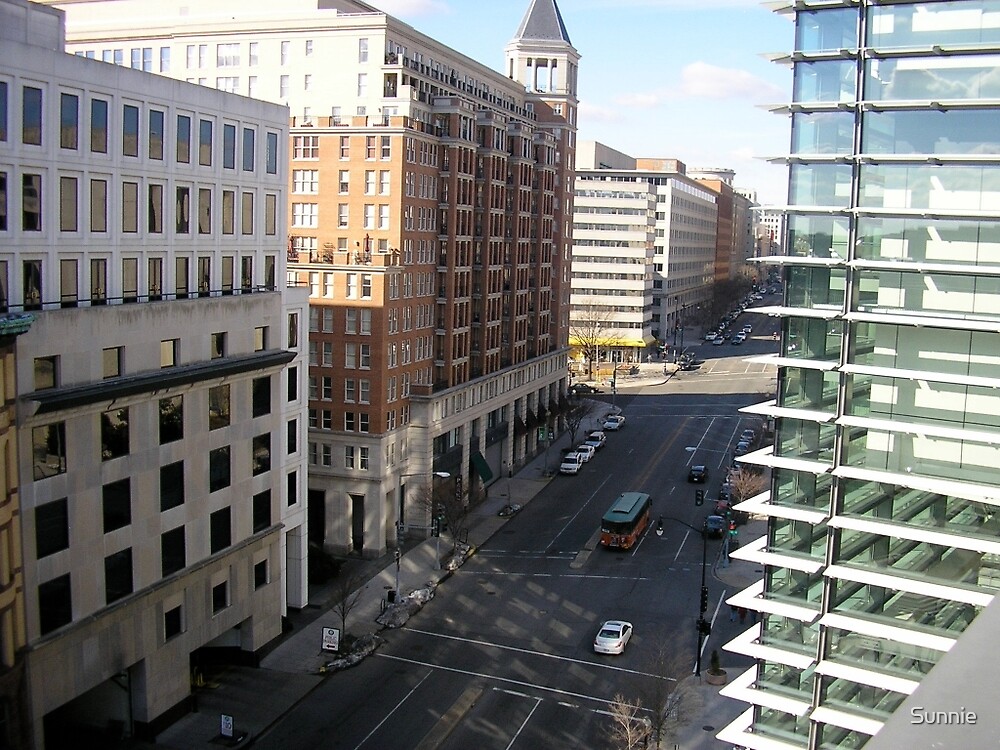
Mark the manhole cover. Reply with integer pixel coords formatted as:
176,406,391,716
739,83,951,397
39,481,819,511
702,725,715,731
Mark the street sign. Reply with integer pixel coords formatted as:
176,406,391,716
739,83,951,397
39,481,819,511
221,714,234,738
321,626,340,652
537,426,547,441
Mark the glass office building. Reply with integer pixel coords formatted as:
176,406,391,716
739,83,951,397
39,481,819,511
720,2,1000,748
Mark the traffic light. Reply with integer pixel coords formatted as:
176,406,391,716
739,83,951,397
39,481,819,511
700,586,709,613
695,489,705,506
697,618,712,636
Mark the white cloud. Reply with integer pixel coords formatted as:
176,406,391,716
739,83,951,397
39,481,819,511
679,61,784,101
577,101,626,124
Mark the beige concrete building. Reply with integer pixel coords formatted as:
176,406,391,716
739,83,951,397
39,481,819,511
1,0,306,744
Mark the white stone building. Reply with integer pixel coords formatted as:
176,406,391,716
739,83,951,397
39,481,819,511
1,0,306,743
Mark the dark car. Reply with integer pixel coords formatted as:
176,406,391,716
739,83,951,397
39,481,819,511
569,384,603,395
688,465,708,483
703,515,725,538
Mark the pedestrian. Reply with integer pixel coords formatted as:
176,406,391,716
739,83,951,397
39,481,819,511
729,604,738,622
738,606,747,624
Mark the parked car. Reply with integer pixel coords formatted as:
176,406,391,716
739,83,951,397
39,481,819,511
739,428,756,444
734,440,752,456
585,431,607,450
594,620,633,655
603,415,626,431
712,337,726,346
569,383,603,395
559,452,584,475
704,332,718,342
575,444,596,462
688,464,708,483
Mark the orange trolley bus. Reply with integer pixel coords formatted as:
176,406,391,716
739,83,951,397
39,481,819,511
600,492,652,549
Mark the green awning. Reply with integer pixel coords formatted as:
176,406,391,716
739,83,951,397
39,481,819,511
471,450,494,482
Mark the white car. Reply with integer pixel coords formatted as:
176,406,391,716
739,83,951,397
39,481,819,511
559,452,584,475
575,444,596,462
704,332,718,342
585,431,607,450
603,415,626,431
594,620,633,655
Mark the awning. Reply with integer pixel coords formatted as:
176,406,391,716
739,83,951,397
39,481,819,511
471,450,494,483
569,335,656,348
514,416,527,436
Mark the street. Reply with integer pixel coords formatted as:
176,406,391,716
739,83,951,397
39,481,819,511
256,322,779,750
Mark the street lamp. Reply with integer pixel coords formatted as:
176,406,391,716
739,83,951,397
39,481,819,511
657,514,713,677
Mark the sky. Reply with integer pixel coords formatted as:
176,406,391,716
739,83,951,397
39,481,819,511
367,0,794,206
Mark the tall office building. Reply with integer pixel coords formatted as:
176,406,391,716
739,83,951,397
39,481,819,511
572,141,718,362
721,3,1000,748
1,0,307,745
48,0,580,559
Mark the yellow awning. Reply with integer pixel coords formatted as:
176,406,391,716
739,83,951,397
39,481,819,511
569,335,656,348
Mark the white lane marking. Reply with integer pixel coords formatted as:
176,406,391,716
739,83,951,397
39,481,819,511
685,417,717,467
351,669,432,750
547,474,613,548
376,653,666,708
401,627,674,681
672,530,690,563
505,695,542,750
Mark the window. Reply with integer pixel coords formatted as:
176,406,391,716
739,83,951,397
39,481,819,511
160,461,185,511
148,184,163,233
22,86,42,146
339,136,349,159
242,128,255,171
379,205,389,230
159,47,170,73
210,506,231,552
358,38,368,63
252,490,271,532
122,181,138,233
35,498,69,559
123,104,139,157
209,384,230,429
159,396,183,444
198,188,212,234
0,81,6,142
222,190,235,234
223,123,236,169
293,170,319,193
279,75,289,99
90,179,107,232
287,418,298,454
122,257,138,302
291,203,317,228
265,193,276,235
381,136,391,159
91,98,109,153
305,39,314,56
287,365,298,402
161,339,178,368
34,356,57,390
254,326,267,351
0,172,7,232
176,186,190,233
149,257,163,299
287,470,298,506
338,203,349,228
252,434,271,476
38,574,72,635
105,549,133,604
294,135,318,159
175,257,189,298
253,376,271,417
212,581,228,613
210,447,230,493
211,331,226,359
217,42,240,67
60,93,79,150
22,175,41,232
254,560,268,589
199,119,213,166
102,478,131,532
101,407,129,460
103,347,121,379
176,114,191,163
357,73,368,98
338,170,349,193
241,192,254,234
248,42,259,66
149,109,164,160
280,40,290,65
380,170,391,195
161,527,185,576
164,605,182,639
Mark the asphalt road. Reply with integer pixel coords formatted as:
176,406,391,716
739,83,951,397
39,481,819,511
256,310,780,750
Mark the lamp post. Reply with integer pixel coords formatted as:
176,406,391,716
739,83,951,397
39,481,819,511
658,514,712,677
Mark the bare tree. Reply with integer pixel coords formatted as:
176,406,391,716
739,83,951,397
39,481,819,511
413,479,472,555
606,693,650,750
570,300,620,379
638,646,695,747
563,397,599,446
330,571,367,641
728,466,767,504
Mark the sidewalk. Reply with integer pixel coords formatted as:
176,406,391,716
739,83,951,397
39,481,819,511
146,408,766,749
